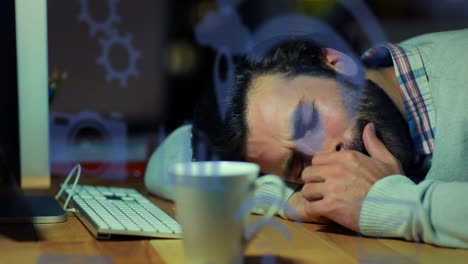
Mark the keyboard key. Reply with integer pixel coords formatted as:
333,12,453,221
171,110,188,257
60,184,181,238
153,223,172,233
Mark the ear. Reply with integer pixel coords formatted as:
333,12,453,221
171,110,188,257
323,48,359,76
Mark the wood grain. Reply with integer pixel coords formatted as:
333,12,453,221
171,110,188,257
1,176,467,264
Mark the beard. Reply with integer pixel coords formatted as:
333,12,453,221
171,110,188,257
346,80,415,172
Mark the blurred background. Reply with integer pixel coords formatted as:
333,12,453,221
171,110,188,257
47,0,468,180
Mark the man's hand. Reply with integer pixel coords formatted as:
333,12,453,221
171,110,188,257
285,123,403,231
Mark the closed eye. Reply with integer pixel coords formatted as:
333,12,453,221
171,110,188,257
292,101,319,140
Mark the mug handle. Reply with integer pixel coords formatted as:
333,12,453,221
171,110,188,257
243,174,286,239
254,175,286,218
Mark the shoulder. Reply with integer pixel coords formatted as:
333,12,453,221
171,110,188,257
398,29,468,48
396,29,468,93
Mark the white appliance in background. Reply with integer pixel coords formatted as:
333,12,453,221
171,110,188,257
144,124,193,201
49,111,127,180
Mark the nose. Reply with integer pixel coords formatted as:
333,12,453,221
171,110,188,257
296,139,344,172
295,134,346,157
315,139,345,154
335,142,345,151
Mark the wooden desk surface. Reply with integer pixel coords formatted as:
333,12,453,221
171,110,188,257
1,176,467,264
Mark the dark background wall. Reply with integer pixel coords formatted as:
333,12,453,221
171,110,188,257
48,0,167,129
46,0,468,179
47,0,468,134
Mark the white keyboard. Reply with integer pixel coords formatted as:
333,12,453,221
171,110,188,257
60,184,181,239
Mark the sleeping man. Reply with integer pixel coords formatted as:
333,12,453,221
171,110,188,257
207,29,468,248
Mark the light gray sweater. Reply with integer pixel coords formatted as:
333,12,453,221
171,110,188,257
359,29,468,248
149,29,468,249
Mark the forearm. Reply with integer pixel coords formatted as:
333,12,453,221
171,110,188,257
252,180,300,219
360,175,468,248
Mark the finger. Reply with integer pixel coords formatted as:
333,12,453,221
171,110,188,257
302,182,325,201
315,216,332,224
310,151,342,166
311,150,369,167
301,197,329,221
301,165,327,182
362,123,396,163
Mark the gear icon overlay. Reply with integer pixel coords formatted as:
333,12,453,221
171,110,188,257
96,31,141,87
77,0,121,37
77,0,141,87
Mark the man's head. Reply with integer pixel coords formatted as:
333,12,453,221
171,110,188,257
215,39,414,182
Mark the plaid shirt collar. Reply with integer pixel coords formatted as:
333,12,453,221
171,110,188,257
361,43,435,155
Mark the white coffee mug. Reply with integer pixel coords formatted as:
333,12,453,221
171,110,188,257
171,161,285,264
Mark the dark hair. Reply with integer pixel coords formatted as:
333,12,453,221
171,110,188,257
202,38,415,175
350,80,415,172
211,39,337,161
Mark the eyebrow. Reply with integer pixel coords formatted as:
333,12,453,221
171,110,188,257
280,101,306,180
284,100,318,180
292,101,317,141
280,100,303,180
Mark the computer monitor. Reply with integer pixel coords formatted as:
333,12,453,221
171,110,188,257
0,0,66,223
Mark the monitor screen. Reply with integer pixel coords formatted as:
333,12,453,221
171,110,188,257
0,0,50,189
0,0,66,224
